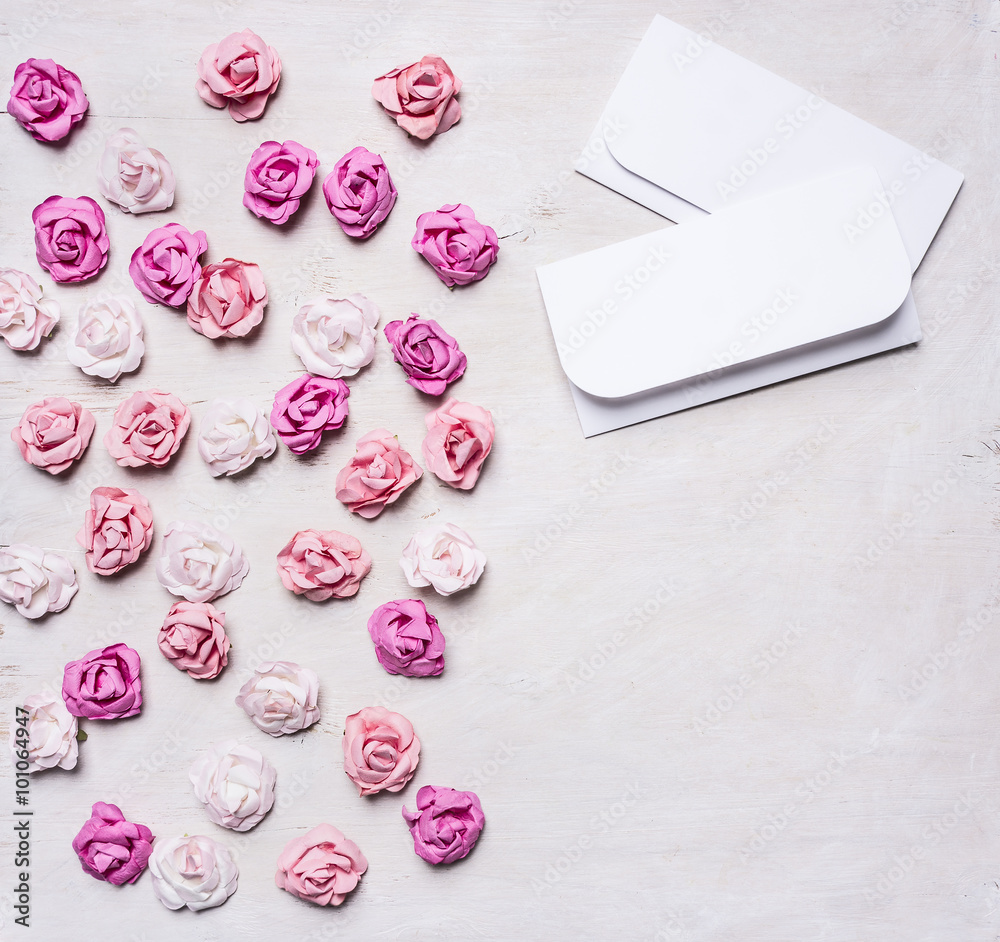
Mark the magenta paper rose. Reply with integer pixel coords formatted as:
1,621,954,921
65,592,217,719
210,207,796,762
343,706,420,796
270,375,349,455
196,28,281,122
384,315,466,395
76,485,154,576
62,643,142,720
412,203,498,287
372,56,461,140
323,146,397,239
12,397,95,474
367,599,445,677
158,601,229,680
335,429,422,519
275,824,367,907
8,58,88,142
276,529,371,601
73,802,153,885
422,398,494,490
129,223,207,307
402,785,484,864
0,268,60,351
186,258,267,339
244,140,318,224
105,389,191,468
32,195,109,284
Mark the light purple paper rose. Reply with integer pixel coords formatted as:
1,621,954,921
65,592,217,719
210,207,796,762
323,146,397,239
8,58,88,142
270,374,349,454
402,785,484,864
384,315,466,395
367,599,445,677
243,140,318,224
129,224,207,307
412,203,498,287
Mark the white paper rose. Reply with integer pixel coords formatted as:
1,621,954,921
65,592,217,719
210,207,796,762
189,741,276,832
235,661,320,737
97,127,176,214
0,268,60,351
9,692,79,772
197,397,276,477
0,544,78,618
400,522,486,596
149,834,238,911
66,296,144,382
155,520,250,603
291,294,379,378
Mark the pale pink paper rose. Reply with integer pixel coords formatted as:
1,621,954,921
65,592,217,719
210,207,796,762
335,429,422,519
0,268,60,351
62,643,142,720
276,529,371,601
12,397,95,474
291,294,379,378
73,802,153,885
8,58,88,142
235,661,320,737
66,296,144,383
187,258,267,339
412,203,498,287
421,398,494,490
158,601,229,680
198,397,276,476
270,375,349,455
9,692,79,772
149,834,239,912
76,486,154,576
343,705,420,796
275,824,367,907
196,29,281,122
402,785,485,864
155,520,250,603
189,740,276,831
129,223,207,307
105,389,191,469
0,544,78,619
400,522,485,596
244,140,318,224
32,195,109,284
323,146,397,239
371,55,462,140
97,128,175,214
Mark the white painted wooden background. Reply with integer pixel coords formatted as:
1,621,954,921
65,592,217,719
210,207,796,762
1,0,999,939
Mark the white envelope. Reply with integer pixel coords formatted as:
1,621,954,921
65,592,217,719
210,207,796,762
542,14,963,436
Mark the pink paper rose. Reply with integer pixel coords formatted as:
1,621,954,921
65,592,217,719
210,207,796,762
8,58,88,142
244,140,318,224
0,268,60,351
158,601,229,680
62,643,142,720
367,599,445,677
186,258,267,339
384,315,466,395
335,429,422,519
372,56,461,140
276,529,371,601
343,706,421,796
104,389,191,468
402,785,484,865
76,485,154,576
129,223,207,307
421,398,494,490
271,375,349,455
323,146,397,239
196,28,281,122
73,802,153,885
275,824,367,907
11,397,95,474
412,203,498,287
32,195,109,284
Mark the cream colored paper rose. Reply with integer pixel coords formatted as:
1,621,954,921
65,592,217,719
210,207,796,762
235,661,320,737
9,692,79,772
155,520,250,603
149,834,238,912
0,268,59,351
97,127,175,214
0,544,78,618
189,740,276,832
291,294,379,378
197,397,276,477
66,296,144,383
400,522,486,596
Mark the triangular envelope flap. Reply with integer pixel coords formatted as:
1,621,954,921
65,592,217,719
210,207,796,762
536,168,913,400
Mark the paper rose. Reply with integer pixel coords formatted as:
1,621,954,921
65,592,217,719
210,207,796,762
76,485,154,576
244,140,317,224
413,203,498,287
367,599,445,678
8,58,88,142
196,28,281,121
291,294,379,379
400,522,486,596
62,643,142,720
335,429,422,519
343,706,420,796
150,835,239,912
0,545,78,619
323,146,397,239
129,223,207,307
9,692,79,772
158,601,230,680
32,195,109,284
189,741,276,832
236,661,320,737
422,398,494,490
155,520,250,603
73,802,153,885
402,786,485,865
11,397,95,474
66,296,144,383
270,375,349,455
384,316,466,395
275,824,367,907
276,529,371,601
371,55,461,140
186,258,267,339
0,268,60,351
104,389,190,469
198,397,276,476
97,127,175,214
